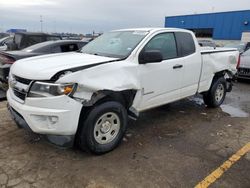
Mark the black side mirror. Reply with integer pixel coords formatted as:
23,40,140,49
139,50,163,64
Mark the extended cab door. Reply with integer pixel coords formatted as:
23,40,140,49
175,32,202,98
138,32,183,111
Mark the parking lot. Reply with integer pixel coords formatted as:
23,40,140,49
0,81,249,188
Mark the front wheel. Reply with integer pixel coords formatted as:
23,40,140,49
203,77,227,108
78,101,128,154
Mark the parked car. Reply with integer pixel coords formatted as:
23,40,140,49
6,32,62,51
0,33,9,39
224,42,250,54
0,36,14,51
198,39,216,48
7,28,239,154
81,37,94,43
0,40,87,90
237,49,250,80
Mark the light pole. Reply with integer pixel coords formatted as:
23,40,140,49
53,21,57,33
40,15,43,32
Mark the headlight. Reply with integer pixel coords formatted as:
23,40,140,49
28,81,76,98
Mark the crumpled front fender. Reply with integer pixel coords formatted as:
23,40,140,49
57,61,141,100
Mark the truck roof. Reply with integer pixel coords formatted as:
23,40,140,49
15,32,60,36
114,27,189,32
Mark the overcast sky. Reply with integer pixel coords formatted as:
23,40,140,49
0,0,249,34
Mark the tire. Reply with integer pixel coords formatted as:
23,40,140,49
203,77,227,108
78,101,128,154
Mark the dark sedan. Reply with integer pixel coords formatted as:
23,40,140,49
0,40,87,90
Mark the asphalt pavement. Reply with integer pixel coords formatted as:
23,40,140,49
0,82,249,188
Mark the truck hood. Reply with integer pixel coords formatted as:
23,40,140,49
11,52,118,80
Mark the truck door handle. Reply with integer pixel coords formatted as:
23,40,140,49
173,64,183,69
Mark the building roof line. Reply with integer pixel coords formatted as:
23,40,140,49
165,9,250,18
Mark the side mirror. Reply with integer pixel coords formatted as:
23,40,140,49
139,50,163,64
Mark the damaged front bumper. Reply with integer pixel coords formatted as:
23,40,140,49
7,89,83,147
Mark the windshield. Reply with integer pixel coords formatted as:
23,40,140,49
81,30,149,58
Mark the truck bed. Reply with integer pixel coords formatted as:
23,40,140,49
198,48,239,93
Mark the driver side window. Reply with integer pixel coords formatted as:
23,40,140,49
144,32,177,60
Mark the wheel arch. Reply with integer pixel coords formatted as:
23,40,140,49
75,89,137,145
214,69,235,79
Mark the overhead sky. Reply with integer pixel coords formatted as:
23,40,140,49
0,0,249,34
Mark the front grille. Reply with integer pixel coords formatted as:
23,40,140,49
11,75,33,102
13,89,26,101
238,68,250,76
14,75,32,85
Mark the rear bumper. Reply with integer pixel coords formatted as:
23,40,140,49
237,75,250,80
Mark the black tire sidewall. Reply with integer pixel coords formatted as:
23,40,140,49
80,101,127,154
210,77,227,107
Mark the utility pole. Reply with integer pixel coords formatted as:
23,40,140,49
40,15,43,32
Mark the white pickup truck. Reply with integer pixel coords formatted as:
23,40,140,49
7,28,239,154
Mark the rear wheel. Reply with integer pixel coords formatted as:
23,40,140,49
203,77,227,108
78,101,127,154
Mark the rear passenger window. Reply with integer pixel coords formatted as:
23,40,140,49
175,32,195,57
144,33,177,60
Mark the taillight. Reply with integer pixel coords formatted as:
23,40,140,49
236,55,241,69
0,54,15,64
